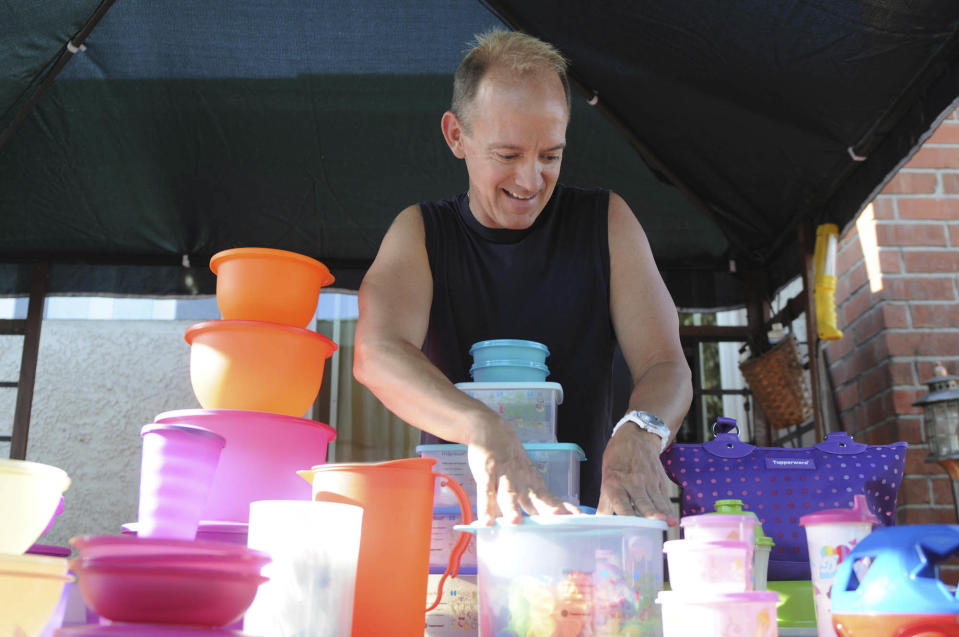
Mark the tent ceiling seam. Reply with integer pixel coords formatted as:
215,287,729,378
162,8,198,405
0,0,117,152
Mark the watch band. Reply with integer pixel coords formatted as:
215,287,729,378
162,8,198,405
612,410,671,452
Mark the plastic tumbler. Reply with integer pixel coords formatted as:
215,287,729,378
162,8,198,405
244,500,363,637
137,424,226,540
799,494,878,637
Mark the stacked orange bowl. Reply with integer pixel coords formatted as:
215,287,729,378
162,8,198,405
161,248,340,525
186,248,338,417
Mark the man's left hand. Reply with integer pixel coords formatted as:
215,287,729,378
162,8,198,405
597,424,678,525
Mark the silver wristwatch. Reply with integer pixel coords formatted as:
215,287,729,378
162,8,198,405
612,410,671,452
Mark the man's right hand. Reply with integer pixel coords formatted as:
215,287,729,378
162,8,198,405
466,412,580,524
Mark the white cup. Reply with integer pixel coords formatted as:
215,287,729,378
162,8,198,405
799,494,877,637
244,500,363,637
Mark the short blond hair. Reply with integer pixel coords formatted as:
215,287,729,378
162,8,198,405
451,29,571,131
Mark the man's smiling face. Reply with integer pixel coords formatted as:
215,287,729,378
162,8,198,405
444,66,569,230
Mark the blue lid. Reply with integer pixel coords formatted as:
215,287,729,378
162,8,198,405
455,513,667,534
831,525,959,615
416,442,585,461
469,339,549,355
523,442,586,461
469,359,549,372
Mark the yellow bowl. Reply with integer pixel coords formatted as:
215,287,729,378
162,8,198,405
0,569,72,637
0,459,70,554
0,553,69,578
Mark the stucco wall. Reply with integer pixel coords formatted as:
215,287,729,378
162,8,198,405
1,320,200,547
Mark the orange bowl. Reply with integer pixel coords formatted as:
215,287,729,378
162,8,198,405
184,320,337,417
210,248,335,328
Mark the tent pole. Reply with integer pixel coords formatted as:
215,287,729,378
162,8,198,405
0,0,117,152
10,263,48,460
798,220,824,443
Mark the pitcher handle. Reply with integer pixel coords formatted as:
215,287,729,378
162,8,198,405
425,471,474,613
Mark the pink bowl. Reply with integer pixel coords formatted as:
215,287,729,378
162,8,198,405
152,409,336,523
70,560,267,627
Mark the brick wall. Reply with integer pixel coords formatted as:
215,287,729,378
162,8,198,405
826,107,959,534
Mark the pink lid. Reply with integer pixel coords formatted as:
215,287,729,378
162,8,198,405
680,513,754,528
799,494,879,526
69,534,267,562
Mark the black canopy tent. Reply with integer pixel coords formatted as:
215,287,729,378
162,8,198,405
2,1,959,455
4,0,959,308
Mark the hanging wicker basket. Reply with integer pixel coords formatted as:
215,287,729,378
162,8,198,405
739,334,813,429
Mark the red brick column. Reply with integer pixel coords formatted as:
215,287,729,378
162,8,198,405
825,107,959,530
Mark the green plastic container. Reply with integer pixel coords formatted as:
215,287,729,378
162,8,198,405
766,580,816,628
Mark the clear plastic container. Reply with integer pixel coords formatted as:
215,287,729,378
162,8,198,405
430,506,478,572
454,382,562,443
416,442,585,507
456,515,666,636
425,573,478,637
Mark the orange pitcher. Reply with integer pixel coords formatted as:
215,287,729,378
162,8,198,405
297,457,474,637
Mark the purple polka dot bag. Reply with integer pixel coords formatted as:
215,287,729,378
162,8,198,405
660,417,907,580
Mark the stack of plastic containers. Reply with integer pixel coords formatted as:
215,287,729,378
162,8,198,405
148,248,339,528
421,340,586,635
657,512,779,636
65,248,341,635
0,459,72,637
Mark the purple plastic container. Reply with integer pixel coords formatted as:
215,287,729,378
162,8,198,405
138,424,226,541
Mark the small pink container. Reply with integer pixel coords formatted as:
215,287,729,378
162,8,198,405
657,590,779,637
138,424,226,541
153,409,335,523
680,513,756,545
664,539,753,592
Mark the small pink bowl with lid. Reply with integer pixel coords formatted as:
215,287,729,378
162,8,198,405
680,513,757,545
664,539,753,592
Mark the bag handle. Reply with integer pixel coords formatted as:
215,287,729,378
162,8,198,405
705,418,879,458
703,417,756,458
814,432,867,455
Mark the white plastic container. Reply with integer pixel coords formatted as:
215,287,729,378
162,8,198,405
457,515,666,636
455,381,562,443
417,442,585,508
664,539,753,592
425,573,478,637
657,590,779,637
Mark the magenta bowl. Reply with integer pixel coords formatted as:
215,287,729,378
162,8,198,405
152,409,335,523
70,560,267,627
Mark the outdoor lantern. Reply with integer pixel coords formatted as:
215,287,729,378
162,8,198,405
914,363,959,471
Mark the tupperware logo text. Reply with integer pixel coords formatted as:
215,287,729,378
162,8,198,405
764,457,815,470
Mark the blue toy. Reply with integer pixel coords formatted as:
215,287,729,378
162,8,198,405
832,524,959,616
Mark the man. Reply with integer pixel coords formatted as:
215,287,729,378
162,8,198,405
354,29,692,525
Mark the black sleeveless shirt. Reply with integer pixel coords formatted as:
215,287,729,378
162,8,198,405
419,184,615,507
